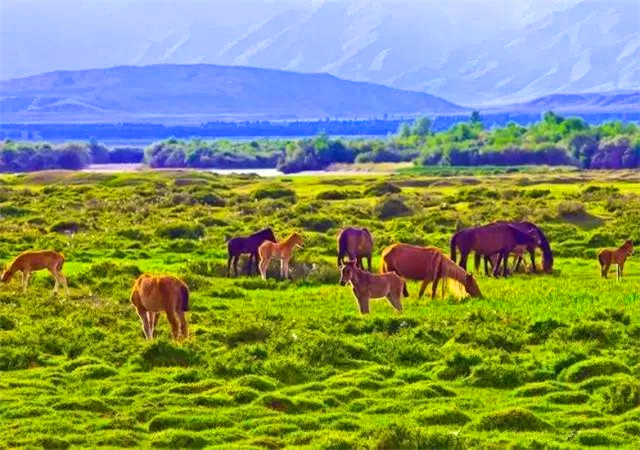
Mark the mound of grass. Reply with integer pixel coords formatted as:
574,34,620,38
49,220,86,233
150,430,208,449
374,195,412,219
414,406,471,425
474,408,552,432
469,362,525,388
140,341,198,367
371,423,464,450
514,381,570,397
437,351,482,380
562,358,631,382
53,397,112,413
252,185,296,201
72,364,117,380
148,414,233,431
602,377,640,414
545,391,590,404
577,430,624,447
0,314,15,330
236,375,279,392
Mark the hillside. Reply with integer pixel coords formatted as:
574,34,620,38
495,91,640,114
0,64,464,123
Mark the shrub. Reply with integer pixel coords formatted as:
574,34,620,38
374,195,412,219
364,181,402,196
252,185,296,201
156,222,204,240
437,351,482,380
469,362,525,388
298,215,337,232
557,200,586,217
577,430,623,447
140,341,198,367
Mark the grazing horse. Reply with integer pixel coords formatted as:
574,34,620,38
130,274,189,340
598,240,633,281
339,259,406,314
258,232,304,280
1,250,69,294
381,243,482,299
337,227,373,271
475,221,553,275
227,228,276,277
450,222,539,277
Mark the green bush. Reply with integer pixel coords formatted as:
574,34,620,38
474,408,551,431
602,377,640,413
156,222,205,240
562,358,631,382
374,195,412,219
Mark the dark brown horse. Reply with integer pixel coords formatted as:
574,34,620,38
450,222,539,277
227,228,276,277
475,221,554,275
337,227,373,271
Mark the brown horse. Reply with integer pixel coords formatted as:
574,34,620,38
381,243,482,299
130,274,189,340
337,227,373,271
598,240,633,280
258,232,304,280
1,250,69,295
450,222,539,277
339,259,406,314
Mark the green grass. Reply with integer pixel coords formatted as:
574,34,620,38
0,169,639,449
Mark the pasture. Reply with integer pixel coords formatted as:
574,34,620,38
0,168,639,449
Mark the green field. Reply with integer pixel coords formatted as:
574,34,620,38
0,169,639,449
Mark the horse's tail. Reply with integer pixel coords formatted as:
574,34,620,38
450,233,458,262
337,230,348,264
178,281,190,312
532,224,554,270
57,252,65,271
597,251,607,265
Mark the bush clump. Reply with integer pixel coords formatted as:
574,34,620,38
364,181,402,197
374,195,412,219
252,185,296,201
156,222,205,240
562,358,631,382
474,408,552,432
602,377,640,413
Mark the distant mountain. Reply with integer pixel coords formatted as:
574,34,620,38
0,64,464,123
497,91,640,113
1,1,638,105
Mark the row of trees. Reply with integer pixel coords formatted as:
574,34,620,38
1,112,638,172
0,140,144,172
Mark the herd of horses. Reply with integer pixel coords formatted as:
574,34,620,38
0,222,633,340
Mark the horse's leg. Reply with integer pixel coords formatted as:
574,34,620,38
502,250,510,277
247,253,253,275
483,256,490,276
283,257,291,280
357,294,370,314
492,253,503,277
22,271,31,293
178,311,188,339
147,312,155,338
459,250,468,271
227,254,233,277
57,271,70,295
254,252,260,275
432,276,440,299
603,262,610,279
135,305,152,339
165,311,181,341
386,292,403,312
259,255,270,280
418,278,430,299
529,249,536,273
356,256,363,269
233,255,240,277
367,255,372,272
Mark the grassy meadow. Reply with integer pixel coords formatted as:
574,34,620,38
0,168,639,449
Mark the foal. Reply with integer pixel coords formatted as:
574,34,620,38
130,274,189,340
340,259,407,314
598,240,633,281
1,250,69,294
258,232,303,280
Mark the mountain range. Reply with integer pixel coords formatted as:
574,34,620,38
1,0,638,106
0,64,465,123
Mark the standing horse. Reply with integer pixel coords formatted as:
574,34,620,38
381,243,482,299
258,232,304,280
1,250,69,295
227,228,276,277
598,240,633,280
130,274,189,340
450,222,539,277
339,259,406,314
337,227,373,271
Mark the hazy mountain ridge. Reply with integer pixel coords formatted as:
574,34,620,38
0,64,465,122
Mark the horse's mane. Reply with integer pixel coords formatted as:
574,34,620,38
437,252,469,299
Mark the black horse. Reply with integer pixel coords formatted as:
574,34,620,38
227,228,276,277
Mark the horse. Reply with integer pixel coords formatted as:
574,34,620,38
258,232,304,280
339,259,406,314
337,227,373,271
381,243,482,299
598,240,633,281
227,228,276,277
450,222,539,277
474,221,553,275
1,250,69,295
130,274,189,340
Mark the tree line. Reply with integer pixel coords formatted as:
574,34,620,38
1,112,638,172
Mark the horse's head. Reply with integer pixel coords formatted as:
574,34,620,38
291,232,304,249
464,273,482,298
264,228,277,242
339,260,357,286
542,258,554,274
1,270,11,283
625,239,634,255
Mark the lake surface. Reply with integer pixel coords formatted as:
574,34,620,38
84,164,388,177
